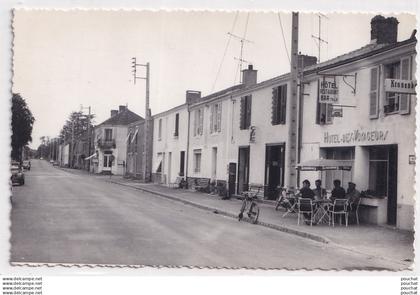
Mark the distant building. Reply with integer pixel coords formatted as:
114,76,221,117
91,105,143,175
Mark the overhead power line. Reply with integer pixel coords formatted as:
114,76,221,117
211,11,239,92
277,12,290,64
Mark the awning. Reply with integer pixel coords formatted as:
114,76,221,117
84,153,97,161
296,159,352,171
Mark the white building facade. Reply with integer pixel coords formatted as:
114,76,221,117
299,16,416,230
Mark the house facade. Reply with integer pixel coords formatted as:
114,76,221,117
151,93,195,185
91,105,143,175
299,16,416,230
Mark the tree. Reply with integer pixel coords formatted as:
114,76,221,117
59,111,94,142
11,93,35,161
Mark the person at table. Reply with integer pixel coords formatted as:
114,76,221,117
330,179,346,202
346,182,361,210
312,179,326,200
298,179,315,199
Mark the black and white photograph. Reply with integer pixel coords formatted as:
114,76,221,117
9,9,416,271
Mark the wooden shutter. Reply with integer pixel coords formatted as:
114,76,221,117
271,87,279,125
369,66,379,119
280,84,287,124
326,104,333,124
240,97,246,129
217,103,222,132
199,108,203,135
399,56,411,115
210,105,214,133
193,110,197,136
246,95,252,128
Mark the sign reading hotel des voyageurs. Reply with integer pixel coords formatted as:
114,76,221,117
319,76,339,104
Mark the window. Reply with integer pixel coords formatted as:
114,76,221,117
193,149,202,173
272,84,287,125
240,95,252,129
158,119,162,140
210,103,222,133
174,113,179,137
316,81,333,125
105,129,113,140
323,147,354,190
194,108,204,136
383,57,411,115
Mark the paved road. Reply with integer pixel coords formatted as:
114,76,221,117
10,160,401,269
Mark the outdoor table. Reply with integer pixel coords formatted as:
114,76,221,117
313,199,331,225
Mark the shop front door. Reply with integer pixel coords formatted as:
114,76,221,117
387,145,398,225
264,144,285,200
237,146,250,194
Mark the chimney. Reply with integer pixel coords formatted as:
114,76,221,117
186,90,201,105
110,109,118,117
242,64,257,87
298,54,317,69
371,15,399,44
119,105,127,113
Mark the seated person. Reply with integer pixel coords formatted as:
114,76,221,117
346,182,361,210
330,179,346,202
312,179,327,200
298,179,315,199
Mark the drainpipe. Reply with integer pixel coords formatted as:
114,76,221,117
185,106,191,188
297,70,304,187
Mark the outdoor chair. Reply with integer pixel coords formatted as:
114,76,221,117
297,198,316,226
348,197,361,225
327,199,349,227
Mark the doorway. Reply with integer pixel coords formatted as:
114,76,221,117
237,146,250,194
168,152,172,185
211,147,217,179
368,145,398,225
264,144,285,200
103,151,113,172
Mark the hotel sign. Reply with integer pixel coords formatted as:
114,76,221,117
384,79,416,94
323,129,389,145
319,77,339,104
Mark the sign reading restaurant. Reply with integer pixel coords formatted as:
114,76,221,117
323,129,389,145
319,76,339,103
384,78,417,94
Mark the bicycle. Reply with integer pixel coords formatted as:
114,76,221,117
238,188,260,224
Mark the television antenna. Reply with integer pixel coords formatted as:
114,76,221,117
311,13,329,63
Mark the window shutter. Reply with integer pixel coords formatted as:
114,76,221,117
217,103,222,132
369,67,379,119
399,57,411,115
280,84,287,124
193,111,198,136
199,109,203,135
210,105,214,133
316,80,321,124
271,87,279,125
246,95,252,128
240,97,245,129
326,104,333,124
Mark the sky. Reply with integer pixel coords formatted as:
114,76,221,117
12,11,416,148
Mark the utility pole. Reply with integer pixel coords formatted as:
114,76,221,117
311,13,328,63
132,57,151,182
71,120,74,168
81,105,92,171
287,12,299,190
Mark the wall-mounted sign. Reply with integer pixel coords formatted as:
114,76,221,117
409,155,416,165
331,108,343,117
323,129,389,145
319,76,339,103
384,79,417,94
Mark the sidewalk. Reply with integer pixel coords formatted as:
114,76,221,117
57,167,414,268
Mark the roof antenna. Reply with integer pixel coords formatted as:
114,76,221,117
311,13,329,63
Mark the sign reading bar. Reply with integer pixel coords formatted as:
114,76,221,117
319,77,339,103
385,79,417,94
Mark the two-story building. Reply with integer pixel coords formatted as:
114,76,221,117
91,105,143,175
298,16,416,230
151,91,199,185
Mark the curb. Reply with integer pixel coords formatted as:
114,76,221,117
107,180,331,245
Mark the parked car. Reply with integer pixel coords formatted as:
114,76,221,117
11,164,24,185
50,159,54,164
22,160,31,170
